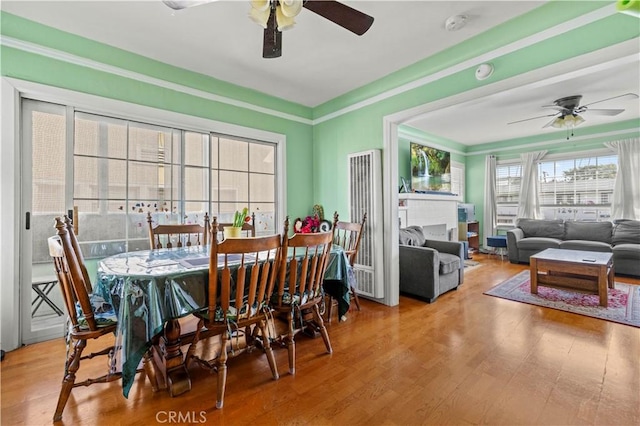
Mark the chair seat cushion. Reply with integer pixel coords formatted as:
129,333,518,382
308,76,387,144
76,294,117,329
439,253,461,275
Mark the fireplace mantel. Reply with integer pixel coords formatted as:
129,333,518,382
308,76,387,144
398,193,460,241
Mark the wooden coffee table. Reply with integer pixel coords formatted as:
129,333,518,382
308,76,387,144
530,248,614,307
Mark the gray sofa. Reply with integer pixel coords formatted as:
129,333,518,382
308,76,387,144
507,219,640,277
399,226,464,303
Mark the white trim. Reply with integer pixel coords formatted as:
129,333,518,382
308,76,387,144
397,128,466,157
380,29,635,310
314,3,618,124
0,3,617,128
469,129,640,157
1,78,21,351
0,36,313,126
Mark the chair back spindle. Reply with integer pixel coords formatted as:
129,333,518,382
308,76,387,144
147,212,210,249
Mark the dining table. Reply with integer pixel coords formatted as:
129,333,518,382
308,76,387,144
95,243,354,398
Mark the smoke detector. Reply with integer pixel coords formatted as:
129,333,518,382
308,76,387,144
475,63,494,80
445,14,467,31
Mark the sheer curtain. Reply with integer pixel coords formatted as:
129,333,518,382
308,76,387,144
605,138,640,220
516,150,547,219
483,155,497,249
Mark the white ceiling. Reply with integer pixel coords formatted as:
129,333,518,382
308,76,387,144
2,1,639,146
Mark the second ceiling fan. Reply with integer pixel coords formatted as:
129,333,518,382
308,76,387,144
163,0,375,58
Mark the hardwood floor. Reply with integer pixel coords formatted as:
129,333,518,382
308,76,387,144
2,254,639,425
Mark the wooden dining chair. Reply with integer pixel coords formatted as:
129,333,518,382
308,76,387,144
147,212,210,249
49,216,153,421
216,212,256,241
326,211,367,321
185,217,281,409
270,217,334,374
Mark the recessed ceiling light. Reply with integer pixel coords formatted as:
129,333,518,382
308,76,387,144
445,14,468,31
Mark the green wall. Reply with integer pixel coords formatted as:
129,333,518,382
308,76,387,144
1,11,315,221
2,1,639,228
311,1,639,231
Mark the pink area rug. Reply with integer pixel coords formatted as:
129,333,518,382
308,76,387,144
484,270,640,328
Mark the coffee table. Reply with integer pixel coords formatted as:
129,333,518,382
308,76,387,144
530,248,614,307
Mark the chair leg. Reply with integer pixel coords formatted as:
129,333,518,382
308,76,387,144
258,320,279,380
216,333,229,409
53,338,86,421
325,295,334,324
351,284,361,311
142,351,160,392
312,304,333,354
285,309,296,375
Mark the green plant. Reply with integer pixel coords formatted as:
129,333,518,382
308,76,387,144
232,207,249,227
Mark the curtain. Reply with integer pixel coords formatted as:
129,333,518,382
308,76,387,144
483,155,497,248
517,150,547,219
604,138,640,220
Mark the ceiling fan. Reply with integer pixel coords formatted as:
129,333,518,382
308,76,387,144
163,0,374,59
507,92,639,130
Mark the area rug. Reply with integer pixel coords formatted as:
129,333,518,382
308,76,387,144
484,271,640,328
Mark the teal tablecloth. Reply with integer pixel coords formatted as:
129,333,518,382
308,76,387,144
96,245,354,397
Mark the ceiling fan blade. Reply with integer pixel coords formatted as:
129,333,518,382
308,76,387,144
584,108,625,116
582,92,639,107
507,113,557,125
162,0,216,11
303,0,374,35
263,8,282,59
541,105,571,113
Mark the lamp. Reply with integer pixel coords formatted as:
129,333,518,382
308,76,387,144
250,0,303,31
551,114,585,139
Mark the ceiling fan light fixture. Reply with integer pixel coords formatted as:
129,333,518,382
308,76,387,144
276,6,297,31
249,6,271,28
279,0,303,18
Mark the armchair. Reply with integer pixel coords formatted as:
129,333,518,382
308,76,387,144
399,226,464,303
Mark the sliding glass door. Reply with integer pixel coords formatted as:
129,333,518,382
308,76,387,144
20,98,279,344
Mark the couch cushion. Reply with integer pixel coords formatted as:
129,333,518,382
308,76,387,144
564,221,612,244
612,243,640,258
612,220,640,246
517,237,561,251
559,240,612,252
517,219,564,239
439,253,460,275
399,226,425,246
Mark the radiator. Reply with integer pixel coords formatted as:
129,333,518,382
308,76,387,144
347,150,384,298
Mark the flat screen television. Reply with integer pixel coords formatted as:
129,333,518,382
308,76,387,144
410,142,452,194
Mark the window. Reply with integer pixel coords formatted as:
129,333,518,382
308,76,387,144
538,154,616,221
495,152,617,227
29,103,279,261
495,163,521,227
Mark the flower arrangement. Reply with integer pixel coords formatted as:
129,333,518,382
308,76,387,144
232,207,250,227
294,215,320,233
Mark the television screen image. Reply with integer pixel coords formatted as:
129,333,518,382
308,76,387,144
410,142,452,193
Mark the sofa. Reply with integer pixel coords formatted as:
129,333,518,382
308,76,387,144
399,226,465,303
507,219,640,277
